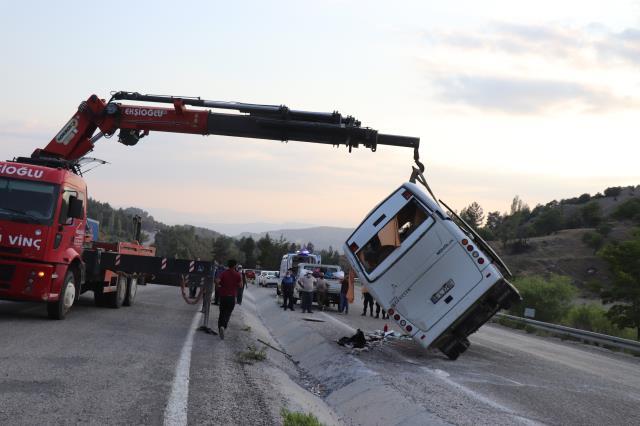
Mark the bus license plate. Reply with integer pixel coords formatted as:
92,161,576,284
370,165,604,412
431,279,455,304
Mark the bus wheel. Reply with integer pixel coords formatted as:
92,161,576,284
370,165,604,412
441,337,470,361
123,276,138,307
47,271,76,320
107,274,127,308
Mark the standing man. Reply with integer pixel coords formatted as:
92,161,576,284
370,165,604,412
215,259,242,339
212,261,225,306
339,275,350,314
361,283,374,316
281,269,296,311
297,271,316,314
236,264,247,305
315,272,328,311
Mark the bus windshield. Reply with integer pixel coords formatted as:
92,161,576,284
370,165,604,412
0,178,58,225
357,199,429,273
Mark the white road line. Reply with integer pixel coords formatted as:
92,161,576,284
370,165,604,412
163,310,201,426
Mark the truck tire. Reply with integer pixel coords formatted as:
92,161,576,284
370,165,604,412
123,276,138,307
106,274,127,309
47,270,76,320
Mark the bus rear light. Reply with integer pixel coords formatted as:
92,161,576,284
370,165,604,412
472,251,479,258
387,308,394,315
349,242,359,253
461,239,468,245
37,271,45,278
393,314,400,321
402,190,413,200
467,245,473,251
478,258,485,265
406,325,412,332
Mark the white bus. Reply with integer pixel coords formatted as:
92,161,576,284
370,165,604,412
344,182,520,360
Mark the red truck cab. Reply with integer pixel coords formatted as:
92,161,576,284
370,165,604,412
0,159,87,318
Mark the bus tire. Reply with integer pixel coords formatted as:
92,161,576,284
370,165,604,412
123,275,138,307
107,274,127,309
47,270,76,320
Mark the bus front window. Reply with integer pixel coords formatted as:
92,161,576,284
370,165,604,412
357,199,429,273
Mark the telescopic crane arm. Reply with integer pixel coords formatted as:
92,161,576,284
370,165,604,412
33,91,420,162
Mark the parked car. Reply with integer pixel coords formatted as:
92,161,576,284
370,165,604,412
258,270,280,287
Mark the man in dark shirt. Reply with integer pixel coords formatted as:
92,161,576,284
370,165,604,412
280,269,296,311
215,259,242,339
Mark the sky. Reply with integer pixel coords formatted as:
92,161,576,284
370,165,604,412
1,1,638,234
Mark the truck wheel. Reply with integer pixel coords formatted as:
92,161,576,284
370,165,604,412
107,274,127,308
123,276,138,307
47,271,76,320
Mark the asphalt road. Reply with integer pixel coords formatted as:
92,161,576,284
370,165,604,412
3,284,639,426
0,285,283,425
260,286,640,425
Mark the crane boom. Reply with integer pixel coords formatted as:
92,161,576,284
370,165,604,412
34,91,419,162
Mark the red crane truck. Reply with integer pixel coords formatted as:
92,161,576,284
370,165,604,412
0,91,419,319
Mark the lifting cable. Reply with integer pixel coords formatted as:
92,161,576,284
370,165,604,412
409,147,440,206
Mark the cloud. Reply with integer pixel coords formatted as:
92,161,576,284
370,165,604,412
430,22,640,67
432,75,636,113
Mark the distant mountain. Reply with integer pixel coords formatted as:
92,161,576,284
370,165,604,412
199,221,315,236
236,226,353,252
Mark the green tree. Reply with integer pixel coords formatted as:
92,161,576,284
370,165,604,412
604,186,622,198
510,275,577,322
239,237,257,268
580,201,602,227
612,198,640,222
532,207,563,236
582,231,604,253
460,202,484,229
599,232,640,340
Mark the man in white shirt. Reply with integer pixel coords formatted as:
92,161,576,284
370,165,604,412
297,271,316,314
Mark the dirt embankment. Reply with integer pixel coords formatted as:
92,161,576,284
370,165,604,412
493,225,635,293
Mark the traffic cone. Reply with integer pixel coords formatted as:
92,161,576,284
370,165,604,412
383,324,388,333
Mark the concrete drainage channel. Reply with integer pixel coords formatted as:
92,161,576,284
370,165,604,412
245,289,448,426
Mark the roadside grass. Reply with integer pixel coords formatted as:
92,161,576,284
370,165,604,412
280,408,323,426
237,345,267,364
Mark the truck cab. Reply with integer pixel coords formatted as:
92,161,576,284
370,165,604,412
0,159,86,318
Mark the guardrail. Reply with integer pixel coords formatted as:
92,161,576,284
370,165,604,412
494,313,640,354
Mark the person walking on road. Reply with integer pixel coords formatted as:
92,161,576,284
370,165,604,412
361,283,374,316
215,259,242,339
315,272,328,311
297,271,316,314
281,269,296,311
339,275,349,314
236,264,247,305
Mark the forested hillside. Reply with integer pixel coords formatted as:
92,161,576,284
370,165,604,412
86,198,342,269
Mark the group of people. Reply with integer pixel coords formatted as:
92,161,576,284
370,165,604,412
361,284,389,319
280,269,351,314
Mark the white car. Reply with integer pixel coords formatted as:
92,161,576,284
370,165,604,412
258,271,280,287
